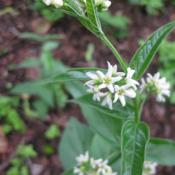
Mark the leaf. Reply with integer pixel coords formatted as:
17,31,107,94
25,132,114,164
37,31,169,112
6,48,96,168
7,109,26,132
11,82,54,106
130,21,175,80
121,121,150,175
45,124,60,139
86,0,102,33
60,118,121,174
19,32,63,42
90,134,118,159
76,94,132,120
63,0,85,17
80,104,123,144
44,67,104,83
17,144,37,158
146,137,175,165
59,118,94,170
12,58,40,69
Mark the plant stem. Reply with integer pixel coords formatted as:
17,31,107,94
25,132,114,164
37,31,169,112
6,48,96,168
100,34,127,72
134,95,146,123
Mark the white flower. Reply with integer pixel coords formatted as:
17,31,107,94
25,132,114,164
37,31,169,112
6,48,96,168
141,72,170,102
143,161,157,175
101,92,113,109
114,85,136,106
43,0,63,8
85,62,138,109
74,152,117,175
88,85,105,102
98,62,124,93
125,67,139,90
95,0,111,10
76,151,89,165
83,0,111,10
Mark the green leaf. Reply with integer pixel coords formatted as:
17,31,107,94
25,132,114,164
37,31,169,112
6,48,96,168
20,32,63,42
11,82,54,106
7,109,26,132
76,94,133,120
59,118,94,170
17,144,37,158
130,21,175,80
80,104,123,144
45,124,60,139
121,121,150,175
90,134,119,159
44,67,104,83
146,138,175,165
86,0,102,33
63,0,85,17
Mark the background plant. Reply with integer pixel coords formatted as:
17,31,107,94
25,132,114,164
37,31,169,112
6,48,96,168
11,40,68,118
6,144,37,175
0,95,26,134
128,0,164,15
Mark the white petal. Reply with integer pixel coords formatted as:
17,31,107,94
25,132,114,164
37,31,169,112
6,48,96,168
97,70,105,79
127,67,135,78
86,72,98,79
119,95,126,106
107,84,114,93
125,89,136,98
113,93,119,103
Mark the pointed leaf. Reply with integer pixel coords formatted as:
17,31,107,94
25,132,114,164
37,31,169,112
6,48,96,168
146,138,175,165
130,21,175,80
121,121,150,175
86,0,102,33
59,118,94,170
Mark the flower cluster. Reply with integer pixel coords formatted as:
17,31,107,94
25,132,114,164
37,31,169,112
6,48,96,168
141,72,170,102
43,0,63,8
83,0,111,11
43,0,111,10
74,152,117,175
85,62,139,109
143,161,157,175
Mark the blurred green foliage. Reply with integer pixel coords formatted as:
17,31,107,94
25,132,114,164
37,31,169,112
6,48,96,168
0,96,26,134
45,124,60,139
128,0,163,15
99,11,129,38
6,144,37,175
12,41,68,118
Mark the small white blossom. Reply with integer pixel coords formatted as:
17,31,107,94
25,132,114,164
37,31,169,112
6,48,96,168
125,67,139,90
95,0,111,10
85,62,139,109
76,151,89,165
87,85,105,102
74,152,117,175
43,0,63,8
114,85,136,106
141,72,170,102
101,92,113,109
143,161,157,175
83,0,111,10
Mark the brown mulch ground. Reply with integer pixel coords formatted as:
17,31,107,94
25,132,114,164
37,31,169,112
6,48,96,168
0,0,175,174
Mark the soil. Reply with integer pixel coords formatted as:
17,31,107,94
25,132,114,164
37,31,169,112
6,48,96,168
0,0,175,174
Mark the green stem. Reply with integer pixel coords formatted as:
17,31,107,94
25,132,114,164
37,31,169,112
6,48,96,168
134,94,146,123
100,34,128,72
